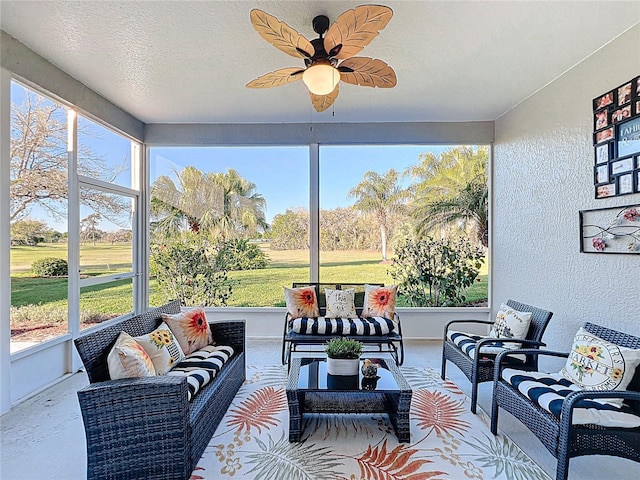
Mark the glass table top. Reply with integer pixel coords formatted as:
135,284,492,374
297,358,400,392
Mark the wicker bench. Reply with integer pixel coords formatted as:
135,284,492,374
282,283,404,367
74,300,246,480
490,322,640,480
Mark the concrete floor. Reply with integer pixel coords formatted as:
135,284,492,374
1,339,638,480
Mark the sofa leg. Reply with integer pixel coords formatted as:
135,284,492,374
440,350,447,380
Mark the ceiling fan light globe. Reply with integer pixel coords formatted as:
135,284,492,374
302,64,340,96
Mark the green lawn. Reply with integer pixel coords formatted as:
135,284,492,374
11,243,488,311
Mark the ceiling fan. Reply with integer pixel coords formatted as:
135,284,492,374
246,4,397,112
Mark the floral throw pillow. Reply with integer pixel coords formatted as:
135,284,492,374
488,303,532,349
561,327,640,406
162,307,213,355
107,331,156,380
361,284,397,319
325,288,357,318
135,322,186,375
284,286,320,319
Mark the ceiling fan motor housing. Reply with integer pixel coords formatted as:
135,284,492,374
312,15,330,35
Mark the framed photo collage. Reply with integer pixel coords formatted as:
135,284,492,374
592,76,640,198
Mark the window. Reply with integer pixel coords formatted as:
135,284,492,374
149,144,488,309
149,146,310,307
7,79,143,353
9,81,70,352
319,144,488,307
77,114,141,329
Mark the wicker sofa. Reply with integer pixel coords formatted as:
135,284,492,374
74,300,246,480
491,322,640,480
282,283,404,367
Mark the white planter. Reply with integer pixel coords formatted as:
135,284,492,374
326,357,359,376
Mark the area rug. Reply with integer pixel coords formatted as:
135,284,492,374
192,365,551,480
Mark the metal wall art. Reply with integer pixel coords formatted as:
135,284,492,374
579,204,640,254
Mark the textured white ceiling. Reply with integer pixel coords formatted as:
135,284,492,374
1,1,639,124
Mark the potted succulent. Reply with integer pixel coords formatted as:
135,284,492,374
324,338,363,376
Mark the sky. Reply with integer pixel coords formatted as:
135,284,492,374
151,144,451,224
11,79,457,231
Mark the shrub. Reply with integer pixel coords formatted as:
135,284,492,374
217,239,269,270
390,237,485,307
31,257,68,277
10,303,107,325
324,338,363,359
150,233,232,307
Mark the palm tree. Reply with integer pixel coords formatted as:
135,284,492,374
406,146,488,247
206,168,268,240
348,169,408,261
151,166,267,240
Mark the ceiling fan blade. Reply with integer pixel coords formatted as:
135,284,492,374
250,9,314,59
324,5,393,60
338,57,396,88
310,84,339,112
246,68,304,89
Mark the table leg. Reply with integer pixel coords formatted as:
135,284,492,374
287,390,303,442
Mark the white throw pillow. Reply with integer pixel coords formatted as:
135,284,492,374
561,327,640,406
135,322,186,375
325,288,357,318
488,303,533,349
107,331,156,379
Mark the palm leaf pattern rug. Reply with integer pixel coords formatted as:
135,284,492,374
192,365,550,480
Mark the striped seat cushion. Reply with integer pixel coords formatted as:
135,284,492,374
447,330,526,362
167,345,234,401
290,317,396,335
501,368,640,428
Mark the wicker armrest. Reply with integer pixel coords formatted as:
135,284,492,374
561,389,640,431
443,319,494,337
476,338,545,348
210,319,245,353
494,349,568,379
78,375,189,409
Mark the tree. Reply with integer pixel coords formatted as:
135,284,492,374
10,90,128,224
80,213,103,245
268,208,309,250
104,229,132,244
208,168,268,240
406,146,489,247
390,237,485,306
151,167,268,240
10,219,51,246
348,169,408,261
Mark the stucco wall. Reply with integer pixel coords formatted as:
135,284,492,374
494,25,640,358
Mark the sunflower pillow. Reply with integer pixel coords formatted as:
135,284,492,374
361,284,397,319
284,285,320,319
135,322,186,375
162,307,213,355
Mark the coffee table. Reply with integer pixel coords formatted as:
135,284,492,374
286,357,412,442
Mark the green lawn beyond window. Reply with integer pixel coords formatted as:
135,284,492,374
11,243,488,312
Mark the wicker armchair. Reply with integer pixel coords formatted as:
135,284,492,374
441,299,553,413
491,322,640,480
74,301,246,480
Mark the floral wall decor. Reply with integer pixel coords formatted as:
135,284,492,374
580,204,640,254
